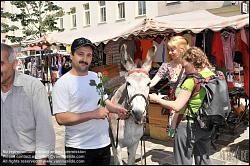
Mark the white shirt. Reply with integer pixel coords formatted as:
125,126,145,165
1,71,55,159
52,71,110,149
1,89,11,103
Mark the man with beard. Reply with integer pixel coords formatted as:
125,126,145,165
1,43,55,165
52,37,128,165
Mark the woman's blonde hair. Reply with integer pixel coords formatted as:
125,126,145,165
167,36,190,61
168,36,190,51
183,46,212,69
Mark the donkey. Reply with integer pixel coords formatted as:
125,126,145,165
109,44,156,165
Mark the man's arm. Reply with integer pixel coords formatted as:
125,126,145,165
33,86,55,161
55,107,109,126
105,99,128,119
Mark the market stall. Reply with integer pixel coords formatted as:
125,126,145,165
21,10,249,140
101,10,249,141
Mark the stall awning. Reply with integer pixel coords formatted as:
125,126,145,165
109,10,249,41
26,10,248,46
154,10,249,33
47,18,145,45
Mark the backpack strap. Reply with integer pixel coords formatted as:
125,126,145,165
181,72,204,98
181,73,206,118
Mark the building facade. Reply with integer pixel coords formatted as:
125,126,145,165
2,1,248,61
2,1,247,45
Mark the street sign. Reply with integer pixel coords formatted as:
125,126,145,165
241,2,248,14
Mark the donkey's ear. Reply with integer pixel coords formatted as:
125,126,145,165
142,45,157,72
120,44,136,71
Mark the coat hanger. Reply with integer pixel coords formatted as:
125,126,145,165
221,30,230,38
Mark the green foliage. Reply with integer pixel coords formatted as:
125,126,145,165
89,73,110,107
1,1,65,44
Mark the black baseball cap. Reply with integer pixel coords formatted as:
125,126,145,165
71,37,96,54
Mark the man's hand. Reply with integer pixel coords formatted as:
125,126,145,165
94,107,109,119
116,107,129,120
149,93,160,103
36,158,47,165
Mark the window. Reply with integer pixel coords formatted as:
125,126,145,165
70,7,77,28
99,1,106,22
83,3,90,26
138,1,146,16
117,1,125,19
59,17,63,29
165,1,180,5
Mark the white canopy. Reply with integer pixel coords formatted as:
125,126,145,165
109,10,249,41
25,10,249,46
47,18,145,45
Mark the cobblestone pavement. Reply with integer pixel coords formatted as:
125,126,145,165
50,117,249,165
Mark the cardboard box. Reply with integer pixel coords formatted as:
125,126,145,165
149,123,170,141
148,103,168,127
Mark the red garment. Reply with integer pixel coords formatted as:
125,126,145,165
140,39,153,62
212,32,225,69
134,39,142,61
235,30,249,97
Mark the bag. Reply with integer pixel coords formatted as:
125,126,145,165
183,71,231,130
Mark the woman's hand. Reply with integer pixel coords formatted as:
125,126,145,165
149,93,160,103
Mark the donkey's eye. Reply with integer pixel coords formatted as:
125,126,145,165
126,82,131,86
147,82,151,86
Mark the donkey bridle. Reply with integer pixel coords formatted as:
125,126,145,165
125,92,149,124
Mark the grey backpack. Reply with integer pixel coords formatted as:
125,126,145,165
183,71,231,130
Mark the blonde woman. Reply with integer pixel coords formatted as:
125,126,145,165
150,47,214,165
150,36,189,137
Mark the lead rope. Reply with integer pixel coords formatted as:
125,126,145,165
140,116,147,165
115,118,120,148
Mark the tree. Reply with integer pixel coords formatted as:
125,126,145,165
1,1,64,44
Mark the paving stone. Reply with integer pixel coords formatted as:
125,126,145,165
52,116,249,165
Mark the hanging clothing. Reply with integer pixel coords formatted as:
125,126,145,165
205,29,216,66
221,32,235,72
192,36,196,47
134,39,142,61
212,32,225,69
153,40,166,62
195,33,204,50
235,29,249,97
240,28,248,46
140,39,153,62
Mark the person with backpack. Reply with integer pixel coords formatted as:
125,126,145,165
149,47,217,165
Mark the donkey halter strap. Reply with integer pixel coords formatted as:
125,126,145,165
128,69,149,75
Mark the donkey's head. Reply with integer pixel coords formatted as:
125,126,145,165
120,43,156,124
